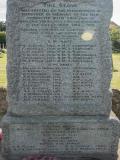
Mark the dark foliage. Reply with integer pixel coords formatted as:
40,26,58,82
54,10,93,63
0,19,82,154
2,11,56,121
0,22,6,32
0,32,6,43
112,40,120,52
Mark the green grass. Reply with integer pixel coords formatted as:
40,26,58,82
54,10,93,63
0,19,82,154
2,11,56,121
111,53,120,90
0,53,7,88
0,52,120,90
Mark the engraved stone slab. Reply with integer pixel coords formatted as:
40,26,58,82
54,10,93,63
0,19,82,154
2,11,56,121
2,116,120,160
7,0,113,115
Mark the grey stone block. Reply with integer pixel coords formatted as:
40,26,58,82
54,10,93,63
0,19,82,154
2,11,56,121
1,115,120,160
3,0,120,160
6,0,113,116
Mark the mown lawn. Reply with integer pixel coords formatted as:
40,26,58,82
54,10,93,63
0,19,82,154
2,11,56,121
111,53,120,90
0,53,120,89
0,53,7,88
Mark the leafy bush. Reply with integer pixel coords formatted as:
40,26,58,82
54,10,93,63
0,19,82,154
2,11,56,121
0,51,7,58
109,24,120,52
112,40,120,53
0,22,6,32
0,32,6,43
1,49,7,54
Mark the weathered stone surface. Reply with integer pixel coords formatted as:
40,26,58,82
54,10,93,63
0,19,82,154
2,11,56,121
2,115,120,160
7,0,113,116
3,0,120,160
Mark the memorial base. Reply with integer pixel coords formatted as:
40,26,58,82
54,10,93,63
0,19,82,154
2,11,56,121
1,115,120,160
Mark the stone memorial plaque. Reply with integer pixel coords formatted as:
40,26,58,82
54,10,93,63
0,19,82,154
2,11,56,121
2,0,120,160
3,116,120,159
7,0,113,115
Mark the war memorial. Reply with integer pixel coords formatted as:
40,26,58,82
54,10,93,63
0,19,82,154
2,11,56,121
2,0,120,159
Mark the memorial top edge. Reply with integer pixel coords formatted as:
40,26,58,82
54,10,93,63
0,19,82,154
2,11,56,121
7,0,112,7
